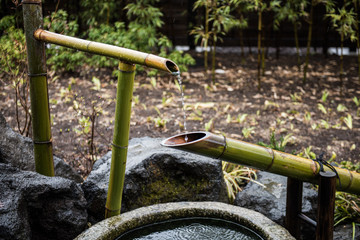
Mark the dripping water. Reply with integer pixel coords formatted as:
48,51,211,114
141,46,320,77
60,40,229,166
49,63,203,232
173,71,188,142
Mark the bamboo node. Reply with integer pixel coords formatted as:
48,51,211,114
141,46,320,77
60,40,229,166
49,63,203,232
22,0,41,4
33,139,52,145
28,72,47,77
265,148,275,171
111,143,128,150
216,134,227,159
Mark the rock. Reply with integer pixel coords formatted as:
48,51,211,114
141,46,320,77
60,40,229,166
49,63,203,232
234,171,318,240
0,112,83,183
0,163,88,240
82,137,227,223
334,224,360,240
234,171,317,224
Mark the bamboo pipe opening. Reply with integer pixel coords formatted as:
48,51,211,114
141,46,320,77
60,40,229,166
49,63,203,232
161,131,208,146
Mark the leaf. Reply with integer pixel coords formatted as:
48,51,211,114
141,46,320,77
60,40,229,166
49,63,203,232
91,76,101,91
318,103,327,114
343,114,353,129
337,104,348,112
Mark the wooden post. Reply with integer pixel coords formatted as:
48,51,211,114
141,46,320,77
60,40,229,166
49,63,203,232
285,177,303,239
316,171,336,240
23,0,54,176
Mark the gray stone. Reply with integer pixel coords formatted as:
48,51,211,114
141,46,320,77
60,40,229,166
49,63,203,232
234,171,318,224
75,202,295,240
82,137,228,223
0,112,83,183
334,224,360,240
0,163,88,240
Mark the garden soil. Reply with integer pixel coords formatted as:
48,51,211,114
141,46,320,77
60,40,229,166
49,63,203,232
1,52,359,178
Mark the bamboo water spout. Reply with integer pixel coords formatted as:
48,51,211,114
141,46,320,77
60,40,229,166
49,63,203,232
33,29,179,73
161,131,360,195
23,3,180,219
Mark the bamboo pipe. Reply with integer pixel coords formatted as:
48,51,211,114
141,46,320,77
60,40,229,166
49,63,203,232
105,62,136,218
23,0,54,176
33,29,179,74
161,131,360,195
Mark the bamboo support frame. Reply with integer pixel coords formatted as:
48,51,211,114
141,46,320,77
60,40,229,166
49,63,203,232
105,62,136,218
161,131,360,195
23,0,54,176
24,2,180,219
33,29,179,74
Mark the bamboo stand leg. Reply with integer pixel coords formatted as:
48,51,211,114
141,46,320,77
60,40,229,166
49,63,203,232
316,171,336,240
105,62,136,218
23,0,54,176
285,177,303,239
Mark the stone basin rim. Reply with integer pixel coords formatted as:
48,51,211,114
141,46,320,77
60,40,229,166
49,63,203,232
75,201,295,240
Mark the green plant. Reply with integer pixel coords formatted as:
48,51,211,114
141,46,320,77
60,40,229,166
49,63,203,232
327,1,358,85
205,118,214,131
343,114,353,129
192,0,240,83
318,103,327,114
237,113,248,124
303,0,328,84
229,0,251,63
290,92,302,102
222,162,262,203
248,0,280,89
334,159,360,238
191,0,212,71
320,119,330,129
258,131,293,152
297,146,316,160
44,10,86,72
337,103,348,112
304,111,312,123
0,15,31,136
275,0,308,70
242,126,255,139
354,96,360,106
322,89,329,102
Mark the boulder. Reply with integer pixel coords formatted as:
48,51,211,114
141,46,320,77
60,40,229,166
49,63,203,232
234,171,317,225
334,224,360,240
82,137,228,223
0,163,88,240
0,112,83,183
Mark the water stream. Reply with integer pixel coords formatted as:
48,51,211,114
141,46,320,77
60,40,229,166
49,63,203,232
173,71,188,142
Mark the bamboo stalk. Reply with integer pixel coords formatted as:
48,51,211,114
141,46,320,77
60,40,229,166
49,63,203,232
23,0,54,176
303,0,314,84
161,132,360,195
257,4,262,91
33,30,179,74
105,62,136,218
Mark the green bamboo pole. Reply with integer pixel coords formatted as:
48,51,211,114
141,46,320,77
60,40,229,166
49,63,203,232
161,132,360,195
294,22,301,71
34,30,178,73
105,62,136,218
23,0,54,176
303,0,314,84
257,3,262,91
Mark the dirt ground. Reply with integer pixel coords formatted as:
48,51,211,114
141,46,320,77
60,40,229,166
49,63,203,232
1,52,359,177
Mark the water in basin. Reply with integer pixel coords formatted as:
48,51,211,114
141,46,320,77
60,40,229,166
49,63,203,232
116,217,264,240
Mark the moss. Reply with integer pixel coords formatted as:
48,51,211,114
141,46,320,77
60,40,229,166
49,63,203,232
130,174,212,208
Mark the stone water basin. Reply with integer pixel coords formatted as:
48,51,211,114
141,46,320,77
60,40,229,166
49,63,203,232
75,202,295,240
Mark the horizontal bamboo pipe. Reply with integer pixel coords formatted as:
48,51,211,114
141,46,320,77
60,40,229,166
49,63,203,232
161,131,360,195
33,29,179,73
